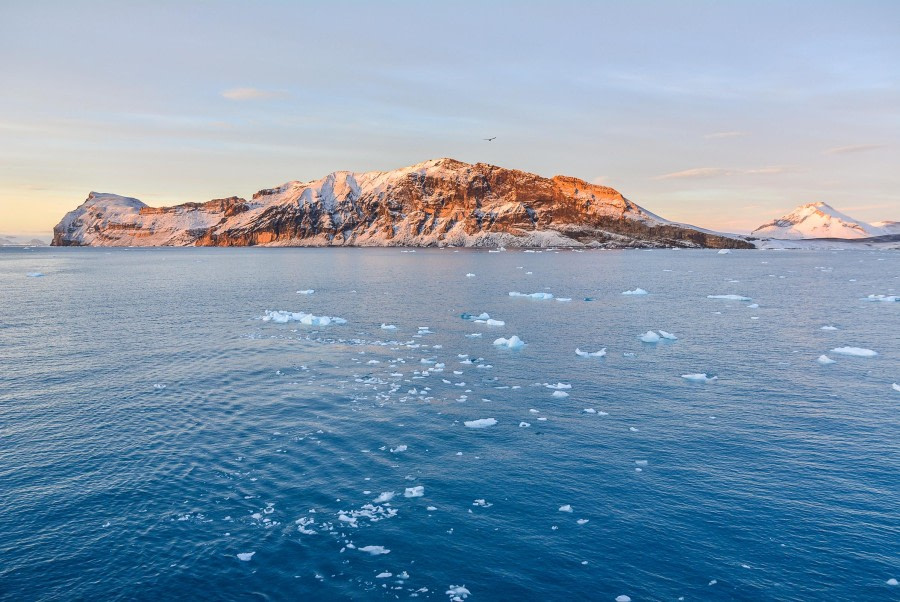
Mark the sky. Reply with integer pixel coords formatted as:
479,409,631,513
1,0,898,237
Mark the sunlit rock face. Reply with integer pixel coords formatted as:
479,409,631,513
53,158,752,249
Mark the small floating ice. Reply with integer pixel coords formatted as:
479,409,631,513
404,486,425,498
381,323,397,330
262,310,347,325
446,585,471,600
373,492,395,503
509,291,554,300
519,421,531,427
893,383,900,392
863,294,899,302
831,347,878,357
26,272,45,278
682,373,717,383
658,330,678,340
390,445,407,453
551,390,569,398
640,331,661,343
544,382,571,390
821,325,838,331
465,273,475,278
615,596,632,602
887,578,898,586
717,249,731,254
236,552,255,561
817,355,836,365
464,418,497,428
747,303,759,309
556,297,572,302
296,289,315,295
707,294,751,301
622,288,648,295
559,505,573,512
576,348,606,357
493,336,526,349
359,545,390,555
375,572,392,579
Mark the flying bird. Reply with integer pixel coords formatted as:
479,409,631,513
484,137,496,142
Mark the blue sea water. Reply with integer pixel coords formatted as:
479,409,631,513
1,246,898,601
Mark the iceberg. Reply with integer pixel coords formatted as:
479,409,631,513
404,486,424,498
707,294,752,301
26,272,45,278
717,249,731,254
380,323,397,330
682,373,717,383
831,347,878,357
544,382,571,389
575,348,606,357
358,545,390,555
236,552,255,561
296,289,314,295
622,288,648,295
640,331,661,343
262,310,347,325
558,505,573,512
493,336,526,349
464,418,497,428
509,291,554,300
893,383,900,392
658,330,678,340
863,294,899,302
551,390,569,398
465,273,475,278
817,355,836,365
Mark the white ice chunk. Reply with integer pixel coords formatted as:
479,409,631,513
658,330,678,340
559,505,573,512
26,272,45,277
446,585,471,600
576,348,606,357
359,545,390,555
485,319,505,326
296,289,315,295
817,355,836,365
381,323,397,330
262,310,347,325
375,572,392,578
717,249,731,254
464,418,497,428
236,552,255,561
863,294,899,302
466,273,475,278
893,383,900,392
404,486,425,498
640,331,661,343
707,294,751,301
519,421,531,427
373,492,395,503
622,288,648,295
887,578,898,586
616,597,632,602
493,336,526,349
831,347,878,357
821,325,838,331
682,373,717,383
509,291,554,300
552,390,569,398
390,445,407,453
544,382,571,389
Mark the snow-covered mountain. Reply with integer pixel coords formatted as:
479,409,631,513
0,235,48,246
52,158,751,249
751,202,896,239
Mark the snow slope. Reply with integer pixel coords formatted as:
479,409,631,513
751,202,893,239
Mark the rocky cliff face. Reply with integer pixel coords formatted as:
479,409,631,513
52,158,752,249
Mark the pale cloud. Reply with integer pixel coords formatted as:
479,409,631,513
221,87,286,101
591,176,610,186
655,166,791,180
824,143,887,155
704,131,747,139
654,167,729,180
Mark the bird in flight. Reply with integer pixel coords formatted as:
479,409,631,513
484,137,496,142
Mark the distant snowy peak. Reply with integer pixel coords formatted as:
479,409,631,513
52,158,751,249
751,202,893,239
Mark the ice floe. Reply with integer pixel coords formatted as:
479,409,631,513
893,383,900,392
682,373,717,383
262,310,347,325
26,272,45,277
544,382,571,389
707,294,751,301
381,324,397,330
404,486,425,498
559,505,573,512
831,347,878,357
640,331,661,343
509,291,554,300
296,289,315,295
616,595,632,602
658,330,678,340
446,585,471,601
359,545,390,555
493,336,526,349
622,288,648,295
821,325,838,331
465,273,475,278
575,348,606,357
863,294,899,302
717,249,731,254
551,390,569,398
373,492,395,503
236,552,255,561
817,355,836,365
464,418,497,428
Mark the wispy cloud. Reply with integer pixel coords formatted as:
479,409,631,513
655,166,791,180
824,143,887,155
704,131,747,139
654,167,729,180
221,87,286,101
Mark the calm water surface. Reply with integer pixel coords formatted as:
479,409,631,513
1,247,898,601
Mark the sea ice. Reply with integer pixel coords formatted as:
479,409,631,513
446,585,471,600
831,347,878,357
817,355,836,365
376,572,392,578
863,294,899,302
893,383,900,392
576,518,589,525
887,578,898,586
559,505,573,512
821,325,838,330
616,595,632,602
381,324,397,330
622,288,648,295
575,348,606,357
493,336,526,349
717,249,731,254
640,331,661,343
464,418,497,428
262,310,347,325
707,295,751,301
466,273,475,278
658,330,678,340
519,422,531,427
296,289,315,295
26,272,45,277
404,486,425,498
509,291,554,300
373,491,395,503
552,390,569,398
484,319,505,326
556,298,572,302
544,382,571,389
237,552,255,561
390,445,408,453
359,545,390,555
682,373,717,383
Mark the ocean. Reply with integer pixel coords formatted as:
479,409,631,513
1,247,898,601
